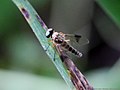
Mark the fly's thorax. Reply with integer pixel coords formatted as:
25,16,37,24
52,32,65,44
52,32,59,40
54,38,63,44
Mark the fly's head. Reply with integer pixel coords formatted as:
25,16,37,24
46,28,54,38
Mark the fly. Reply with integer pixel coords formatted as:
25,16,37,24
45,28,89,58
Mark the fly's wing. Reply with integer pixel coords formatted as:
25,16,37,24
65,34,89,47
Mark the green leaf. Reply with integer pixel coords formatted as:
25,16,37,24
96,0,120,28
12,0,75,89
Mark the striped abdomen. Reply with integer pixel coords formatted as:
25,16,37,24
61,41,82,58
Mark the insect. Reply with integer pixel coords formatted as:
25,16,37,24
45,28,89,58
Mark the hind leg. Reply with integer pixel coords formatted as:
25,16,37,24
52,44,62,61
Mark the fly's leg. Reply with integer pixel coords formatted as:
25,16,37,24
45,39,53,51
45,43,50,51
53,44,63,61
56,45,69,62
59,32,64,35
45,39,63,61
65,39,70,42
56,44,63,53
53,48,56,61
45,41,57,61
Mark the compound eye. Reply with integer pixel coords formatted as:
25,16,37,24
46,28,54,38
46,30,50,38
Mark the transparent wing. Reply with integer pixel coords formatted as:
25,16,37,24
65,34,89,47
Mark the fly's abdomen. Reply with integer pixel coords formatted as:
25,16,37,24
61,41,82,58
71,49,82,58
70,47,82,58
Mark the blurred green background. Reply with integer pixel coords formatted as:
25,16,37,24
0,0,120,90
